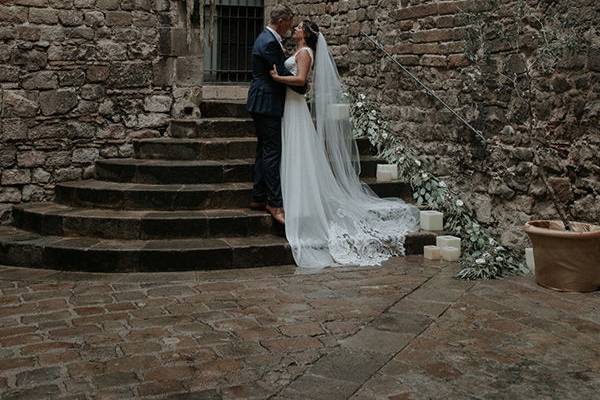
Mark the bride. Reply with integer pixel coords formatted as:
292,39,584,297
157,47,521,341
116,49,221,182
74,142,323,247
270,21,420,268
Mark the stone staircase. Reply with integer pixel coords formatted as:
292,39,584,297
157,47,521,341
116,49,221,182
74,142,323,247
0,101,435,272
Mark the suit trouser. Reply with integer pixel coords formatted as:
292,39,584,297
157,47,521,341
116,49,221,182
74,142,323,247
250,112,283,208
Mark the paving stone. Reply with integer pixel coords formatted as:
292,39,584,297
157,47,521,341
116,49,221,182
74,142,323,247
307,347,388,383
2,384,62,400
342,327,414,355
16,366,63,386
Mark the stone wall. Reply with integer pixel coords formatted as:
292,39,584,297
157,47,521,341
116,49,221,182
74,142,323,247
282,0,600,246
0,0,203,222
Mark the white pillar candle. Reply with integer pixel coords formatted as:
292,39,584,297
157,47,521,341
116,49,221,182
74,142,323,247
436,235,461,250
525,247,535,272
376,164,398,181
441,246,460,261
329,103,350,120
423,245,441,260
420,210,443,231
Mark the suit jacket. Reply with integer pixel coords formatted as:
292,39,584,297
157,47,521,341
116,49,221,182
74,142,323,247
246,28,307,117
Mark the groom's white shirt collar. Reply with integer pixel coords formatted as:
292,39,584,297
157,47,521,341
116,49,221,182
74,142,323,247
266,26,284,50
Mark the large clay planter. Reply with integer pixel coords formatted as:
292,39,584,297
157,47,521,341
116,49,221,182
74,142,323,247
523,220,600,292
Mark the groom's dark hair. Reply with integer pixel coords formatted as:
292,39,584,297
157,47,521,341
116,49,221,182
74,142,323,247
270,5,293,24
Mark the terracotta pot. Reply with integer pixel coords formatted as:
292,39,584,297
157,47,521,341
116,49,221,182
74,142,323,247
523,220,600,292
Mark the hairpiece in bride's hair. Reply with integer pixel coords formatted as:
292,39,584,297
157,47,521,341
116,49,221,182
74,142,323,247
302,20,320,52
305,23,318,35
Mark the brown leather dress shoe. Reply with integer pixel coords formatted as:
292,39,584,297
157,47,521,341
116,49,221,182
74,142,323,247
266,205,285,225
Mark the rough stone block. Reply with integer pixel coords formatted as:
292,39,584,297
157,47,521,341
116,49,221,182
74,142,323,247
28,123,69,140
588,48,600,72
22,184,45,202
133,11,157,27
108,62,152,88
105,11,132,26
58,10,83,26
84,11,105,27
72,148,99,164
0,146,16,167
17,26,41,41
0,187,21,202
58,69,86,86
0,65,20,82
448,54,470,68
39,89,78,116
22,71,58,90
95,0,120,10
80,84,105,101
17,151,46,168
175,56,203,86
0,6,28,24
2,169,31,185
29,8,59,25
2,119,28,141
67,121,97,139
74,0,94,7
144,95,172,112
96,124,126,140
15,0,48,6
412,28,465,43
11,48,48,71
32,168,51,183
67,26,94,40
391,3,438,20
420,55,447,67
137,113,170,128
97,40,127,61
87,65,109,82
2,91,39,117
152,57,174,87
55,167,82,181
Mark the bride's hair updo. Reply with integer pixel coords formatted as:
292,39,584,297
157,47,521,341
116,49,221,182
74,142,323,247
302,20,320,52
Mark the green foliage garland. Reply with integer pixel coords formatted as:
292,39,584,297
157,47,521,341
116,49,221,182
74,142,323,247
348,92,529,280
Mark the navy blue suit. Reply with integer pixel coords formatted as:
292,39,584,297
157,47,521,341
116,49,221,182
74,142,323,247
246,29,306,208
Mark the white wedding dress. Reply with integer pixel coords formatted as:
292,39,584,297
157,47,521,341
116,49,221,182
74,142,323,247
281,35,420,269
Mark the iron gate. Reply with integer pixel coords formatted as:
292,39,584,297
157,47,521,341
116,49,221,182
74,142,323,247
203,0,265,83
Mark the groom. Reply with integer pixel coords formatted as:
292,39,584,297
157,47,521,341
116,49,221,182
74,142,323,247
246,5,307,225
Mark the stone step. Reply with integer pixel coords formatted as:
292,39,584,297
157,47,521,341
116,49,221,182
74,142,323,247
134,136,377,161
54,179,413,210
200,101,249,118
169,118,255,138
0,225,293,272
94,156,382,184
95,158,254,184
12,202,437,246
134,137,257,161
12,203,277,240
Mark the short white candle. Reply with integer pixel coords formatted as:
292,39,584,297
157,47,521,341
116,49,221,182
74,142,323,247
420,210,443,231
441,246,460,261
525,247,535,272
423,245,441,260
436,235,461,250
376,164,398,182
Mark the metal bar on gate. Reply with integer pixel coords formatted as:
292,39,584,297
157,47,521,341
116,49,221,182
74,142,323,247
360,32,487,144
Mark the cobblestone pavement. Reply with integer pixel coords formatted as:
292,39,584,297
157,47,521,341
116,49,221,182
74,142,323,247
1,257,599,400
